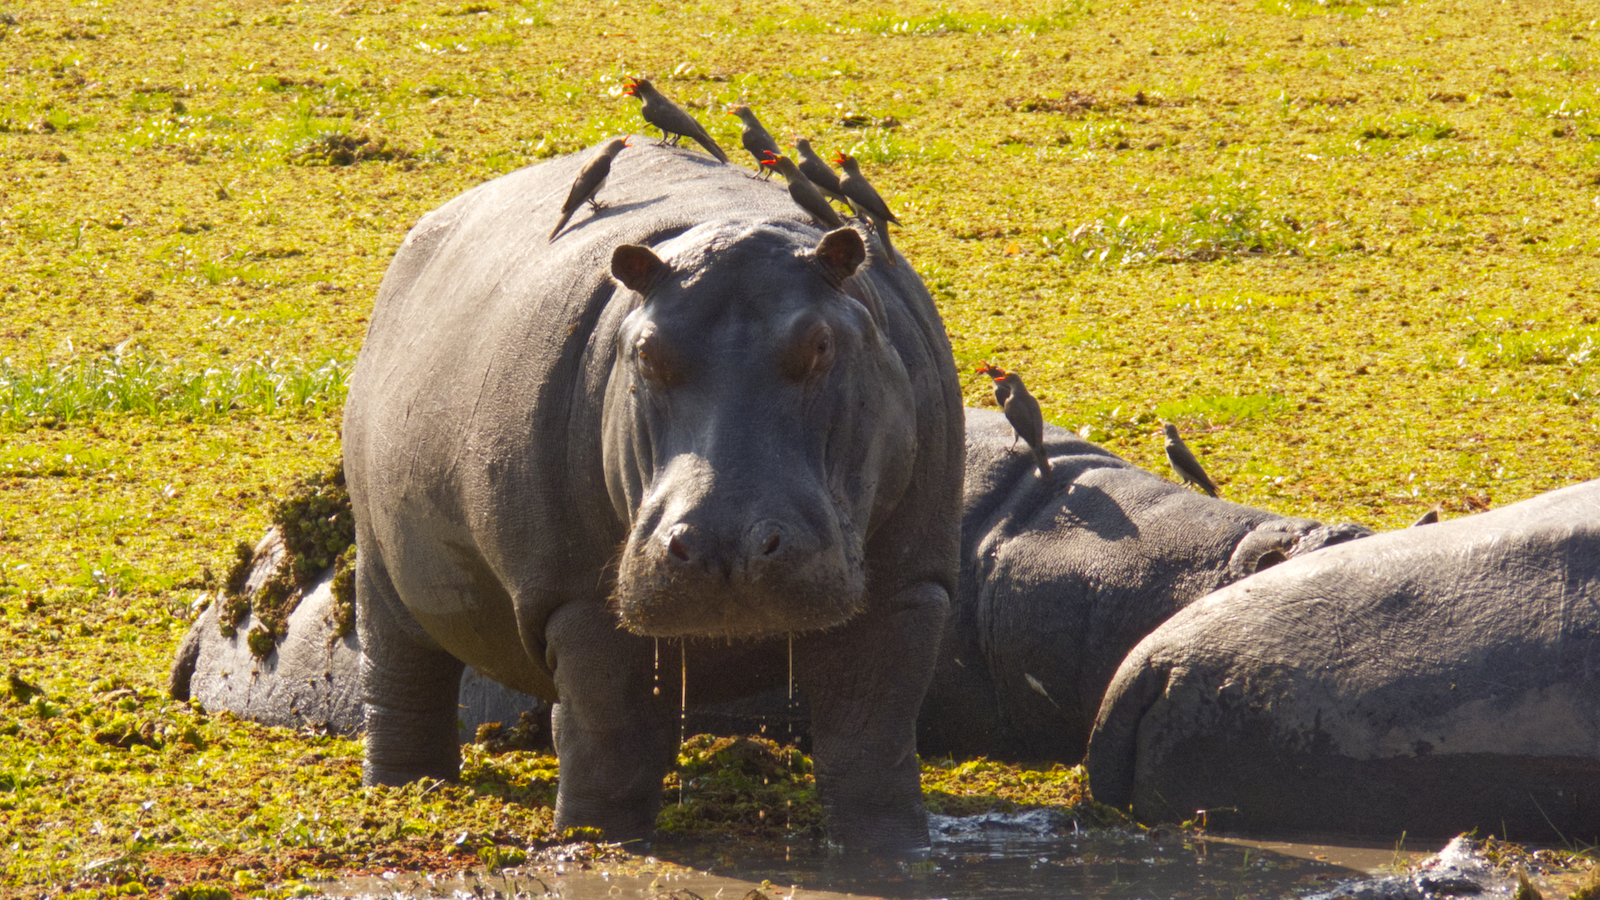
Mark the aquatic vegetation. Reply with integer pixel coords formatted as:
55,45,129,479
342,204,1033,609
4,0,1599,893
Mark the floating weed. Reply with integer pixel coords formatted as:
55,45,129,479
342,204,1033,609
854,4,1090,36
1354,111,1457,141
69,551,172,597
1256,0,1413,17
0,441,118,478
921,758,1123,825
0,352,351,429
754,2,1090,37
1522,89,1599,121
656,734,822,842
1156,393,1289,428
1463,326,1599,369
845,132,960,164
1162,291,1306,313
1040,186,1308,264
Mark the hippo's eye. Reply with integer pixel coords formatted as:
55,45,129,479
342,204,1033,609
635,331,681,387
782,321,836,382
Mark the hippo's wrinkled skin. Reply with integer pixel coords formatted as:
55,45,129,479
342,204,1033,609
1086,479,1600,842
918,409,1370,762
340,140,963,851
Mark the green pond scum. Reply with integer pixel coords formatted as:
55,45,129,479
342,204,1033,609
1,0,1599,894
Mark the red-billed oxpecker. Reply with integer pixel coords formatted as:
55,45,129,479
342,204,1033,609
832,151,900,265
622,77,729,163
760,153,846,230
726,104,783,178
793,138,850,208
1162,422,1219,497
977,363,1051,477
549,137,628,240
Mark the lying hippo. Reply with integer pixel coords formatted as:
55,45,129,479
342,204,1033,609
1086,479,1600,842
918,409,1370,762
340,139,963,851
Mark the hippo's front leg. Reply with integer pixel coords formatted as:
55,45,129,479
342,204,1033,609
796,580,950,854
546,601,678,844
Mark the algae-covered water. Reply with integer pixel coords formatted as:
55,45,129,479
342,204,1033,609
314,825,1420,900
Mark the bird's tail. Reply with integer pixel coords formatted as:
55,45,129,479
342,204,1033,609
549,212,573,241
1033,447,1052,478
875,216,899,266
697,134,730,163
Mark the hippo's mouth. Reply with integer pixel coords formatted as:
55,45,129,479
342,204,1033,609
611,544,866,639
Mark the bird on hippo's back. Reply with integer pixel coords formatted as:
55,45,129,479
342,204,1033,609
761,153,846,230
1162,421,1219,497
621,76,729,163
977,362,1051,478
549,136,629,241
792,137,850,208
831,151,900,266
726,103,783,178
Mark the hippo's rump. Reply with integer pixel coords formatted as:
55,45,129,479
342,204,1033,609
1087,479,1600,842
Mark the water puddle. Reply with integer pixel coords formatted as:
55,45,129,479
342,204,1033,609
311,822,1453,900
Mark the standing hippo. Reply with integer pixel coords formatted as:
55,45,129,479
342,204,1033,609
340,139,963,851
1086,479,1600,842
919,409,1369,762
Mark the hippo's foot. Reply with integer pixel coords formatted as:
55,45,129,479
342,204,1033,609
797,580,950,855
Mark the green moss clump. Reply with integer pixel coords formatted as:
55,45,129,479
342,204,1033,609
921,757,1126,827
290,131,413,167
475,709,546,755
218,541,255,638
656,734,823,842
271,464,354,588
215,462,356,656
329,544,357,640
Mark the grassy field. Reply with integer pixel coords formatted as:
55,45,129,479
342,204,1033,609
2,0,1598,894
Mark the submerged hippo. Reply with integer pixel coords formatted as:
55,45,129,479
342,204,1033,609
168,528,541,741
340,139,963,851
919,409,1369,762
1086,479,1600,842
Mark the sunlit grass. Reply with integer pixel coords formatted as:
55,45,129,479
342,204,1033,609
0,353,350,429
1039,184,1310,264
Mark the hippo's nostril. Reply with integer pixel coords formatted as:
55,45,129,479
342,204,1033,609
668,534,691,562
761,532,782,556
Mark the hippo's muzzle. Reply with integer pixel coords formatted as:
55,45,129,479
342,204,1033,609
613,460,866,638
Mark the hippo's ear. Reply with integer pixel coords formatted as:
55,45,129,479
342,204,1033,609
611,244,669,295
813,227,866,287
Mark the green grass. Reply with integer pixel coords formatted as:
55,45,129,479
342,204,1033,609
3,0,1600,893
0,353,351,428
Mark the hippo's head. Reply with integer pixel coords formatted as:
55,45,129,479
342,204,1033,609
603,221,916,639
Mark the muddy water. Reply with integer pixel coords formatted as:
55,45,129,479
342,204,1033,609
316,826,1432,900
